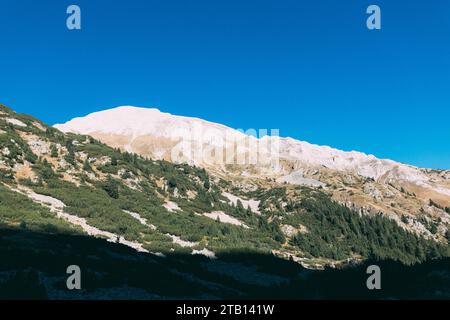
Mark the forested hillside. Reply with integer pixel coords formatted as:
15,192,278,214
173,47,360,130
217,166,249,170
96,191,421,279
0,103,449,270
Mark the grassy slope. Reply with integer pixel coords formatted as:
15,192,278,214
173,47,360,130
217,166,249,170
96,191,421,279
0,103,449,266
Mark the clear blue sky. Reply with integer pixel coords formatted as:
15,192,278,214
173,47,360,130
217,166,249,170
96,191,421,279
0,0,449,169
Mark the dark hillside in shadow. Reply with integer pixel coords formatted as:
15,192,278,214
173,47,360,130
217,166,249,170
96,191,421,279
0,228,449,300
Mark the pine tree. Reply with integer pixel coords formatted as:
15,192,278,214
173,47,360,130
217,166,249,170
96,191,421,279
203,179,210,190
430,223,438,234
50,144,58,158
102,176,119,199
236,199,244,212
83,159,91,171
111,154,118,166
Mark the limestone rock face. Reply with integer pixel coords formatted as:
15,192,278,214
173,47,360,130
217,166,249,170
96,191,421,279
55,106,450,209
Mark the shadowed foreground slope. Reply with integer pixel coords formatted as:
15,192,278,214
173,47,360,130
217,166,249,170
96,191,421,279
0,228,449,300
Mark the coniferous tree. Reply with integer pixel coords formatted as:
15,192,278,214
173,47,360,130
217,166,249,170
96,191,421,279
102,176,119,199
50,144,58,158
83,159,92,171
111,154,118,166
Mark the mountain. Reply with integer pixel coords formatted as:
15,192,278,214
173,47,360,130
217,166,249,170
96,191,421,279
1,102,450,298
55,106,450,241
53,106,446,181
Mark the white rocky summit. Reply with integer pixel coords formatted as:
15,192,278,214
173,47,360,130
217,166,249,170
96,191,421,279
54,106,450,200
